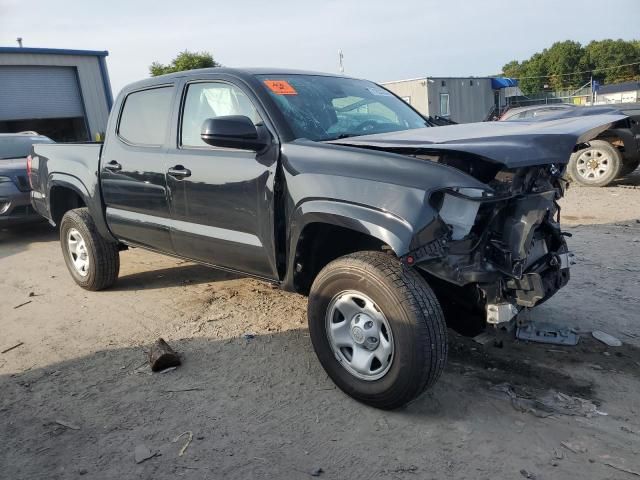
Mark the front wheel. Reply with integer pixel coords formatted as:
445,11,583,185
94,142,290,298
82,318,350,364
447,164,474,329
307,251,447,409
60,208,120,291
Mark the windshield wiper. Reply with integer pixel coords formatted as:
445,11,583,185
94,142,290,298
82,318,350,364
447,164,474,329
322,133,360,141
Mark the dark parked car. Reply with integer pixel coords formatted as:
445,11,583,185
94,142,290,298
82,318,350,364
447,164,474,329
29,69,623,409
500,103,640,186
499,103,576,121
0,132,53,226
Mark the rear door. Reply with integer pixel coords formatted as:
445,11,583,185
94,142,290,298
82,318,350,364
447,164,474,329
100,85,176,252
163,76,280,279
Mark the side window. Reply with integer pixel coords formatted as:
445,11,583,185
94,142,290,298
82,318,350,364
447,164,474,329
118,87,174,146
181,82,261,147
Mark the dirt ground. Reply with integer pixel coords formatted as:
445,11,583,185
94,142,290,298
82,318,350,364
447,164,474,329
1,172,639,480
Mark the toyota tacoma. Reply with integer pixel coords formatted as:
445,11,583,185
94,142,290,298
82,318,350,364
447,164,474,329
28,69,625,409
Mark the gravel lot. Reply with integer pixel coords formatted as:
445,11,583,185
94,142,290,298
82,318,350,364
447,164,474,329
1,173,639,480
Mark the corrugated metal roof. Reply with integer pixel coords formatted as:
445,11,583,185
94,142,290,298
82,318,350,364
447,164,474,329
382,76,503,85
0,47,108,57
598,80,640,95
381,77,428,84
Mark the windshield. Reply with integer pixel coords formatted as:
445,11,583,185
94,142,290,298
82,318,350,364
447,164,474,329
256,74,428,141
0,136,53,160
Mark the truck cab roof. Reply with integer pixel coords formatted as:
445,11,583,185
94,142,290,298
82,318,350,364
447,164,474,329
121,68,355,93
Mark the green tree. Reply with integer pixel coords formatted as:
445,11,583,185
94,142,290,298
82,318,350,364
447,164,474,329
544,40,584,90
501,39,640,95
583,39,640,84
501,60,522,79
518,53,548,94
149,50,220,76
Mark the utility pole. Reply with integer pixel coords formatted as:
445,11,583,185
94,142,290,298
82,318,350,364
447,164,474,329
338,49,344,74
590,73,594,105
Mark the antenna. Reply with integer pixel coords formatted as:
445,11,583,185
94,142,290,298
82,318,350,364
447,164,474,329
338,49,344,74
16,37,23,48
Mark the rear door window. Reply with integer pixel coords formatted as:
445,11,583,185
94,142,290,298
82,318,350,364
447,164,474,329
118,87,174,146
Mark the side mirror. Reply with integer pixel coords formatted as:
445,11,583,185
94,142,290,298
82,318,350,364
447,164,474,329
200,115,268,151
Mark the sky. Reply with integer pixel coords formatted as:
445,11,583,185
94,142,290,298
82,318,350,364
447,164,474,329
1,0,638,97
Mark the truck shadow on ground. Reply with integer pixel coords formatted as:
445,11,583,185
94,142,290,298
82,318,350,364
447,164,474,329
3,328,640,478
612,169,640,187
112,263,241,291
0,222,56,259
447,330,640,397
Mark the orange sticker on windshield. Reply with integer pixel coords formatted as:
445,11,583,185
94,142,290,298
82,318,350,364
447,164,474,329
264,80,297,95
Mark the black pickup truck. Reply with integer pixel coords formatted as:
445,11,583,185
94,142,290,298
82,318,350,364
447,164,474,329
29,68,624,409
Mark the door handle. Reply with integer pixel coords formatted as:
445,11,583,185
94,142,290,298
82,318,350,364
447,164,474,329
167,165,191,179
104,160,122,172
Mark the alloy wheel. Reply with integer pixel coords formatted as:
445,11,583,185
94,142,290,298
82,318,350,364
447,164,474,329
576,148,611,181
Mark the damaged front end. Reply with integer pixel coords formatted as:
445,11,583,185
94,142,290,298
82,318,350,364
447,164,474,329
329,112,626,329
402,159,573,327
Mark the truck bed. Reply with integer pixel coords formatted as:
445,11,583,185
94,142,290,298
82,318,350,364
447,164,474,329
29,142,104,227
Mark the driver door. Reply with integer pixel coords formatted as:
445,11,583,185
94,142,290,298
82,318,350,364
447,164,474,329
164,78,280,279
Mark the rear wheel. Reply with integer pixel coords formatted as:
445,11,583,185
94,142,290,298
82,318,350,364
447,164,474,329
60,208,120,290
307,251,447,409
568,140,623,187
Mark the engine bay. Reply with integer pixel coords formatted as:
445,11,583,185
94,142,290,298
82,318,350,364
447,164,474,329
402,151,573,327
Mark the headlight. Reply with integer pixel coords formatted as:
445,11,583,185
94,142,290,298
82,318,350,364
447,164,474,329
439,193,480,240
433,187,493,240
0,176,13,184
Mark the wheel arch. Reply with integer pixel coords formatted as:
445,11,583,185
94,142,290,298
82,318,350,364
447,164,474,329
47,173,115,241
283,199,416,294
599,128,639,163
48,175,90,225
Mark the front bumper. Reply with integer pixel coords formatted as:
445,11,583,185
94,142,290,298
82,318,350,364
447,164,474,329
505,250,572,307
486,250,572,324
403,183,572,326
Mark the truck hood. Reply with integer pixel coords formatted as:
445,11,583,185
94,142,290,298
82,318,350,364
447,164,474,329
328,109,626,168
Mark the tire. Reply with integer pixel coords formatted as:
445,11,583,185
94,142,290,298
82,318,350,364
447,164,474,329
621,159,640,177
568,140,623,187
60,208,120,291
307,251,447,409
